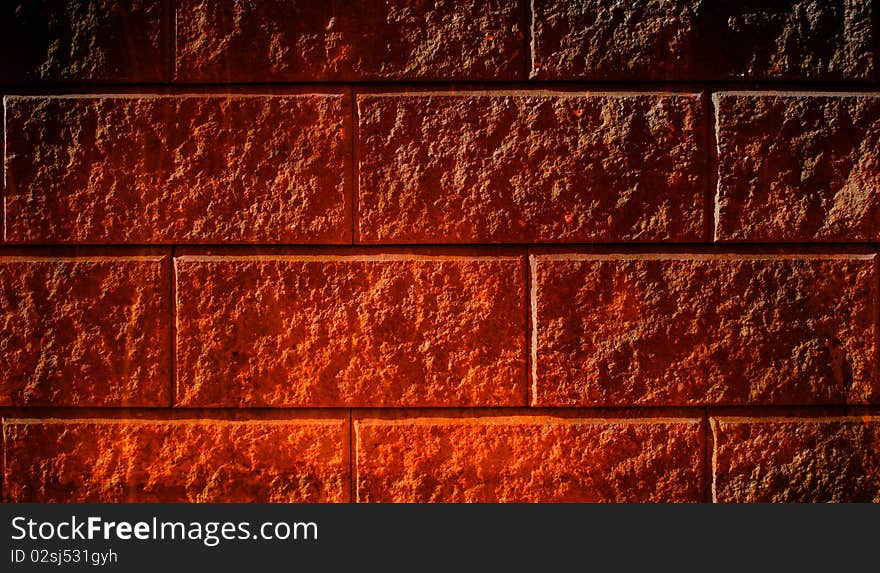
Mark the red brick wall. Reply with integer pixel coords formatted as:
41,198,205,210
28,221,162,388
2,1,879,503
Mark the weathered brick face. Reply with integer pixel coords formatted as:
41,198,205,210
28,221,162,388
174,253,527,407
531,254,878,406
531,0,874,80
174,0,525,82
715,93,880,242
0,0,167,83
4,94,350,244
2,1,879,504
3,418,350,502
357,93,707,243
712,418,880,502
0,252,171,407
356,417,704,502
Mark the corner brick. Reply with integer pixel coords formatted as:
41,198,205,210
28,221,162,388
532,254,878,406
174,254,527,407
715,93,880,242
357,93,707,243
712,417,880,502
531,0,874,81
0,0,166,83
174,0,524,81
356,417,704,502
2,418,349,502
4,95,350,244
0,253,171,407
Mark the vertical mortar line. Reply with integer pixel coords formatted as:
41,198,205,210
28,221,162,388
704,89,718,243
169,246,177,408
708,414,719,503
702,408,712,503
524,246,531,407
523,0,533,80
528,253,539,407
349,85,358,245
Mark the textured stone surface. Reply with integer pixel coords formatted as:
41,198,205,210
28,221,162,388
0,254,171,406
0,0,166,83
3,418,349,502
357,93,706,243
356,417,703,502
531,0,874,80
175,0,524,81
715,93,880,242
175,254,526,407
4,95,349,244
532,254,878,406
531,0,701,80
712,418,880,502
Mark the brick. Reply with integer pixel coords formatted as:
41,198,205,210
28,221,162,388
0,253,171,407
4,95,350,244
0,0,166,83
531,0,874,81
532,254,878,406
174,0,524,82
3,418,349,502
712,417,880,502
175,253,526,407
357,93,706,243
715,93,880,242
356,417,703,502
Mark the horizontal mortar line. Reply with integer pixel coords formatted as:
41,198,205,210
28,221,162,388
1,242,878,249
2,77,880,86
0,405,877,420
1,81,880,95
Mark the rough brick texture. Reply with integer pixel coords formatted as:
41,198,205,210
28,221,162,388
5,1,880,505
3,418,349,502
715,93,880,242
174,0,524,82
0,253,171,407
532,0,875,81
356,417,703,502
712,418,880,502
4,94,350,244
0,0,166,83
174,254,526,407
357,93,707,243
532,254,878,406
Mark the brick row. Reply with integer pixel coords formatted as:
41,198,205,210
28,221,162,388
5,416,876,502
2,250,879,407
0,250,527,407
357,416,880,503
4,92,707,244
2,1,875,84
7,92,880,245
